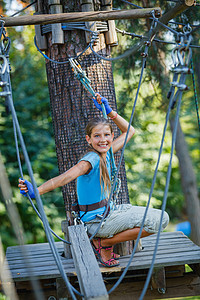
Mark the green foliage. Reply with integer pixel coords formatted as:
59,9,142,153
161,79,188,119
0,294,7,300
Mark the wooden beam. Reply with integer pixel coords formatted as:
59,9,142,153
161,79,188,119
68,224,108,300
3,8,162,27
150,0,195,38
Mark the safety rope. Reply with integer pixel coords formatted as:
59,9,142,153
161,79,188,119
13,119,71,244
109,30,193,297
10,1,37,17
68,58,121,205
116,27,200,49
191,57,200,132
0,23,81,299
139,39,193,300
34,35,90,64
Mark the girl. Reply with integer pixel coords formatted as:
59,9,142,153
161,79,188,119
19,93,169,268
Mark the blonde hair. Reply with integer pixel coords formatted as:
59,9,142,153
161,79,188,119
85,117,113,195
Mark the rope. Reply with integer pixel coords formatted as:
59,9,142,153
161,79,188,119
87,13,159,239
139,75,187,300
10,1,37,17
108,68,178,295
34,36,90,64
138,39,193,299
13,120,71,245
68,58,120,204
0,28,82,299
116,27,200,48
89,43,149,242
41,21,108,35
191,57,200,132
121,0,143,9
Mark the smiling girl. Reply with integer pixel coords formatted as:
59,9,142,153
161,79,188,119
19,93,169,268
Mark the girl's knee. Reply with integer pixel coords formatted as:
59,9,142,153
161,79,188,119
162,211,169,229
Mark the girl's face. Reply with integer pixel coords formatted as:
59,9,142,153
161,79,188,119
86,124,114,155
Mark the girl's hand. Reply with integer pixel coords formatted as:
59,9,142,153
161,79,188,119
92,93,112,115
18,179,36,198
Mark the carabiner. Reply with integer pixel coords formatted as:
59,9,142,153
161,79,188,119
0,55,8,75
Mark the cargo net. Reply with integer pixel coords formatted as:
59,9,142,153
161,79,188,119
46,51,129,213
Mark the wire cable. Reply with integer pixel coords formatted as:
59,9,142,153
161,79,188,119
10,1,37,17
108,69,178,295
13,118,71,245
8,91,82,299
34,36,90,64
121,0,143,9
191,57,200,133
139,74,186,300
89,44,149,241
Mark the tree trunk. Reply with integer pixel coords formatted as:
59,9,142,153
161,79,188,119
170,119,200,246
38,0,129,223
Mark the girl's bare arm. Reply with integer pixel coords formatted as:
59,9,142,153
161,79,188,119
108,110,135,153
18,161,91,195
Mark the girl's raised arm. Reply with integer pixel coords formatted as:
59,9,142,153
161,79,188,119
108,110,135,153
94,93,135,154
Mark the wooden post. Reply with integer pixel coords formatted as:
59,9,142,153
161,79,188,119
48,0,64,44
61,220,72,259
81,0,97,44
68,224,109,300
34,13,48,51
34,1,47,51
151,267,166,294
101,0,118,46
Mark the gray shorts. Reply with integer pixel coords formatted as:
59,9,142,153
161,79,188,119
85,204,169,238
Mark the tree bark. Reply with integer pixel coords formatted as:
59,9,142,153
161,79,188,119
39,0,129,223
170,119,200,246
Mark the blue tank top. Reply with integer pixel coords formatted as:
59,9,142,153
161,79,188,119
77,151,111,222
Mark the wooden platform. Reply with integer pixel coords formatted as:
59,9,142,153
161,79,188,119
5,231,200,299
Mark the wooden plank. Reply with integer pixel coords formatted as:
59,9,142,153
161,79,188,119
49,0,64,44
68,224,108,300
101,0,118,46
143,231,187,240
107,273,200,299
7,241,199,269
3,8,162,27
5,232,200,282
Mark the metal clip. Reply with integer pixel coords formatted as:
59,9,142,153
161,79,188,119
173,66,193,74
171,81,188,91
0,55,8,75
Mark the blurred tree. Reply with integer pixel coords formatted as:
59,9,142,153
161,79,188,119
113,0,200,244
